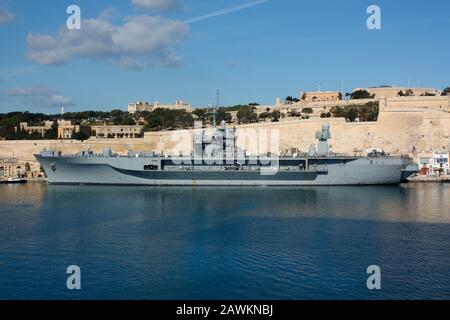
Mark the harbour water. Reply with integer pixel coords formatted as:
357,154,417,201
0,183,449,300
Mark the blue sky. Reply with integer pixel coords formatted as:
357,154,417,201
0,0,449,113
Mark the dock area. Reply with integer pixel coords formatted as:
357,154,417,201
408,175,450,183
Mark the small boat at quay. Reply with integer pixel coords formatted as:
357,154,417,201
0,177,28,184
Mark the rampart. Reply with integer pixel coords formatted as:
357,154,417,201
1,96,449,178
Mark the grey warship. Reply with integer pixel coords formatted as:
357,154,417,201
35,123,417,186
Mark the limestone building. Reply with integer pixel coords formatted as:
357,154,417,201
19,120,79,139
90,124,144,139
57,120,79,139
153,100,193,112
19,121,53,136
128,101,152,114
353,86,441,98
300,91,342,102
128,100,192,114
0,157,43,179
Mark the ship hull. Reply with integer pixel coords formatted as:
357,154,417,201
35,154,415,186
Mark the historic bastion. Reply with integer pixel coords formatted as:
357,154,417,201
0,96,449,177
142,96,450,157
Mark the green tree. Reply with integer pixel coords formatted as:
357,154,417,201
288,109,302,117
271,110,281,122
62,111,109,123
346,107,358,122
258,112,271,121
43,120,58,139
193,108,209,122
348,90,375,99
441,87,450,96
72,126,91,141
236,106,258,124
71,130,89,141
110,109,125,118
143,109,194,131
216,108,233,124
301,107,313,114
330,106,345,118
330,102,379,122
120,116,136,125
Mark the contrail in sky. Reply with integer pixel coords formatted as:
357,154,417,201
184,0,270,24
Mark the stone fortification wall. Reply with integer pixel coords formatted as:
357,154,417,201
1,97,449,178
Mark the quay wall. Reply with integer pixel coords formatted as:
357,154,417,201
0,138,151,163
385,96,450,112
143,107,450,157
272,95,449,117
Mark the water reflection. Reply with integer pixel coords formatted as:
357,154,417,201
10,183,447,224
1,183,449,299
2,183,449,257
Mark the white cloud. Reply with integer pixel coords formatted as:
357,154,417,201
27,15,189,69
98,7,121,21
132,0,181,12
6,86,72,108
0,9,14,25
